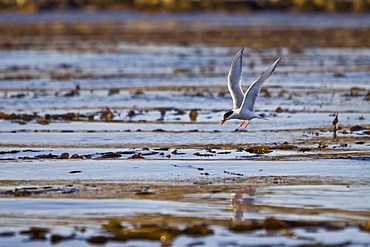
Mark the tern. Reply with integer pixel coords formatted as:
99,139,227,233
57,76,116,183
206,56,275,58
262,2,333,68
220,48,281,128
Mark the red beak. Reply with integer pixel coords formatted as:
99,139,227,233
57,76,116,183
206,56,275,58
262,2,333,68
220,119,226,125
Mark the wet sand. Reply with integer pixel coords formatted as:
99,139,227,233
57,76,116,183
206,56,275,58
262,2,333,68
0,11,370,246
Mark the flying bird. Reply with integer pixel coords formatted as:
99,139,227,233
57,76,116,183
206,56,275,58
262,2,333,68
220,48,281,128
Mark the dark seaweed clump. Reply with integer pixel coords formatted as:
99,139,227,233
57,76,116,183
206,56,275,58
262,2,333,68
3,219,370,245
99,222,213,244
0,185,82,197
245,146,272,154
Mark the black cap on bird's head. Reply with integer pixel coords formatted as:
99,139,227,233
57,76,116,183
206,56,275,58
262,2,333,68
220,110,233,125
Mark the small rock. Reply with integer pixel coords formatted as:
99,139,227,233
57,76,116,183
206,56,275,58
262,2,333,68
70,154,79,159
350,87,366,96
154,147,169,151
183,224,213,236
350,125,365,131
298,148,311,153
263,217,287,230
276,144,297,150
35,153,58,159
20,227,49,240
359,220,370,232
100,107,114,121
108,88,120,96
101,152,122,158
50,234,70,244
0,231,15,237
153,129,166,132
334,71,346,77
189,109,198,122
59,153,69,159
229,220,262,232
130,153,144,159
38,120,49,125
86,236,109,244
104,220,124,232
245,146,272,154
275,107,285,113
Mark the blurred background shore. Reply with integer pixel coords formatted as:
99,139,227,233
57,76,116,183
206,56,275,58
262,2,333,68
1,0,369,52
1,0,370,13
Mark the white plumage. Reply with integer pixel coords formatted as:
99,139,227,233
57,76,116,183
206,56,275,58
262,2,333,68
221,48,281,128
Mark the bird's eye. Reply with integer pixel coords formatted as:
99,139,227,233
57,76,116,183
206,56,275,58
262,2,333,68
223,110,233,119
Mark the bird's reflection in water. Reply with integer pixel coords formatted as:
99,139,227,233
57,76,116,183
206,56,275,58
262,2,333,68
230,186,257,223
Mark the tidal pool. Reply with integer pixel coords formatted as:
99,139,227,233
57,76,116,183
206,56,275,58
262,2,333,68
1,159,370,246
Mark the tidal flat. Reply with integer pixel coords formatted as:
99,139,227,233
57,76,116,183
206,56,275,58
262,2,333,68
0,11,370,246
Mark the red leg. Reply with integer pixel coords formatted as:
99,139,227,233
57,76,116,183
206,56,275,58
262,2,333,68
243,121,250,129
238,120,246,128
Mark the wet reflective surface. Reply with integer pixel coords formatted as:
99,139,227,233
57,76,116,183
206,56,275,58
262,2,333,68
0,11,370,246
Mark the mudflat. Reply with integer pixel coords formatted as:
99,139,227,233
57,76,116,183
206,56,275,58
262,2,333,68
0,11,369,246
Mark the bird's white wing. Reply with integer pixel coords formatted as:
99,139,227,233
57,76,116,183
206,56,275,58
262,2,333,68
240,57,281,112
227,48,245,109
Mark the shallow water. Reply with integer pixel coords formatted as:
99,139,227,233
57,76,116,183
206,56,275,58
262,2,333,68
1,11,370,246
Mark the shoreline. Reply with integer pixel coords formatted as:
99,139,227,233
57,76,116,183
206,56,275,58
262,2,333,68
1,0,370,13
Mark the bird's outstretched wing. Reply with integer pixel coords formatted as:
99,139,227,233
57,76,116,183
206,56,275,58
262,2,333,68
227,48,245,109
240,57,281,112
